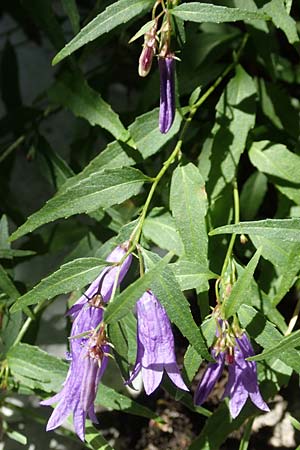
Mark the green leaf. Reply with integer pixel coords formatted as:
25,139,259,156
171,3,269,23
10,257,107,312
170,163,208,266
199,65,256,201
52,0,153,65
224,248,262,318
129,109,182,159
210,218,300,242
258,80,299,139
183,345,202,384
109,312,137,377
262,0,298,44
249,330,300,362
96,384,158,420
271,243,300,306
85,425,115,450
61,141,137,193
61,0,80,34
0,215,9,249
249,141,300,204
142,250,211,359
10,168,149,241
240,172,268,220
6,430,27,446
104,253,172,323
143,208,184,256
48,72,129,141
7,343,68,392
37,135,74,190
128,18,156,43
171,260,217,291
0,264,20,300
238,305,300,373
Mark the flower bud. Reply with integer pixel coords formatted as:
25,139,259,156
158,53,175,134
138,24,157,77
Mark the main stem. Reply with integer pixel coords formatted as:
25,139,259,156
131,33,248,247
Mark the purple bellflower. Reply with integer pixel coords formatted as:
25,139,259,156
159,54,176,134
127,290,188,395
41,244,132,441
194,331,269,418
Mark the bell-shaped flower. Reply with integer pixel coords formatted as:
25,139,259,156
194,332,269,418
223,333,270,418
41,327,110,441
158,54,175,134
41,243,132,440
127,290,188,395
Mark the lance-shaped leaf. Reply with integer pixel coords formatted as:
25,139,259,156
48,72,129,142
53,0,153,65
224,248,262,318
170,163,208,266
104,254,172,324
171,3,269,23
61,0,80,34
249,330,300,362
10,168,149,241
171,260,217,291
143,208,184,256
8,343,69,393
199,65,256,201
129,109,182,159
142,250,211,360
262,0,298,44
10,258,107,312
210,218,300,242
238,305,300,373
249,141,300,204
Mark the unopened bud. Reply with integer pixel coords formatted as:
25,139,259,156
139,45,155,77
138,24,157,77
240,234,248,244
158,53,175,134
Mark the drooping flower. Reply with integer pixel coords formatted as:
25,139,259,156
194,331,269,418
223,333,270,418
158,53,176,134
127,290,188,395
41,327,110,441
41,244,132,440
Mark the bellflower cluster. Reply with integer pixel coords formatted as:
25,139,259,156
194,323,269,418
127,290,188,395
41,244,132,441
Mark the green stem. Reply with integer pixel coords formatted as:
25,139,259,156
130,35,248,249
239,417,254,450
220,179,240,281
12,299,50,347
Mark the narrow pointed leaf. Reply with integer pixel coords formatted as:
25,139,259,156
210,219,300,242
10,168,149,241
10,258,107,312
104,254,172,323
171,3,269,23
249,330,300,362
48,73,129,142
170,163,208,266
224,248,262,318
52,0,153,65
